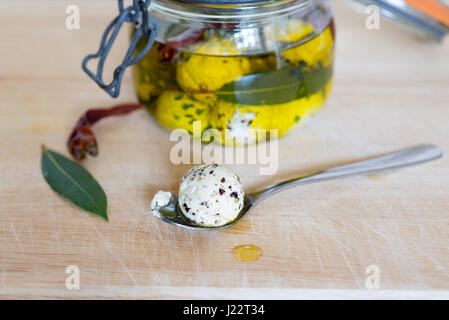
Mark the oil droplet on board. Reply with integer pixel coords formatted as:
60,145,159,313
366,173,383,181
232,245,262,262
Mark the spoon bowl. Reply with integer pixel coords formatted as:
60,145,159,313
153,145,443,230
155,194,255,230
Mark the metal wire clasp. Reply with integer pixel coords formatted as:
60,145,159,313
82,0,158,98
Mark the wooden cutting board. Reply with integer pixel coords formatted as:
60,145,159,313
0,0,448,299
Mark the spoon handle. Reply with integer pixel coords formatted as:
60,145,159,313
250,144,443,203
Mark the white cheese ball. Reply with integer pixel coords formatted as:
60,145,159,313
178,164,244,227
150,191,173,218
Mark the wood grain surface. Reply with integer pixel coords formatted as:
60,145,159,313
0,0,448,299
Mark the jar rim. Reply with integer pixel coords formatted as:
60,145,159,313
150,0,314,22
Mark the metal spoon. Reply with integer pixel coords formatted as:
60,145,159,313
154,145,442,230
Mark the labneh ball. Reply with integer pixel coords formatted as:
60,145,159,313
178,164,244,227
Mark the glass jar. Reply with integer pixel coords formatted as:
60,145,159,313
133,0,335,145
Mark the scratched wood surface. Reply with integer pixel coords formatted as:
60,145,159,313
0,0,448,299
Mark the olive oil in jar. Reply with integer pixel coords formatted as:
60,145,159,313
133,18,335,145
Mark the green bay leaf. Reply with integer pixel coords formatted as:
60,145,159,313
216,63,333,106
41,147,108,221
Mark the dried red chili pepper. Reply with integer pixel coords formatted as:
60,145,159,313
68,103,141,161
157,43,179,62
164,22,239,49
330,18,336,41
166,28,206,49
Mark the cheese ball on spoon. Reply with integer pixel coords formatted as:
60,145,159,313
178,164,244,227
